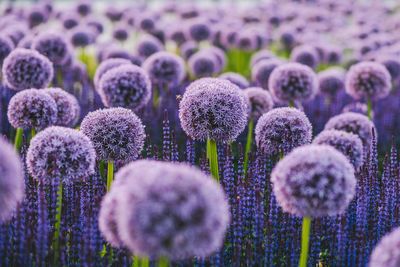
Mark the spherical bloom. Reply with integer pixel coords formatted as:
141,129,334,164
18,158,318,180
342,102,370,116
251,59,281,90
317,67,346,97
324,112,376,149
2,24,27,47
42,88,80,127
27,7,46,28
0,35,14,67
179,78,248,142
76,0,91,16
2,48,53,91
203,46,226,72
7,89,57,130
27,126,96,184
62,12,79,30
142,51,186,86
102,47,142,66
234,29,258,51
180,41,197,60
188,51,219,78
113,24,129,42
137,14,156,32
167,25,187,45
271,145,356,217
136,35,163,59
379,57,400,80
32,32,72,67
313,130,364,169
243,87,274,120
105,7,124,22
69,26,94,47
218,72,249,89
80,107,145,162
0,138,24,222
268,63,318,104
345,61,391,100
94,58,131,89
87,18,104,34
98,64,151,111
250,49,276,67
186,19,211,42
114,160,230,259
290,45,319,69
369,227,400,267
255,107,312,155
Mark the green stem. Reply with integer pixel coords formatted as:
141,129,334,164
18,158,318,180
280,150,284,159
152,85,160,109
14,128,23,152
131,255,139,267
244,118,254,174
99,160,105,183
298,216,311,267
367,97,372,121
53,182,63,265
140,257,149,267
107,161,114,192
206,138,220,183
289,100,294,108
57,71,63,87
157,256,169,267
31,128,36,138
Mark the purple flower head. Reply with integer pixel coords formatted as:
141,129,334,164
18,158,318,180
188,51,219,78
290,45,319,69
342,102,373,118
2,48,53,91
42,88,80,127
76,0,91,17
255,107,312,155
203,46,227,72
69,26,95,47
268,62,318,104
179,78,248,142
80,107,145,162
379,57,400,80
317,67,346,97
0,138,24,222
279,29,296,51
369,227,400,267
324,112,376,149
271,145,356,217
17,33,35,49
0,34,14,67
180,40,197,60
136,35,163,59
324,46,342,64
186,19,211,42
87,18,104,34
62,12,79,30
113,24,129,42
234,29,258,51
3,23,27,47
32,32,73,67
251,58,281,90
313,130,364,169
7,89,57,130
99,186,123,247
66,60,87,83
94,58,131,89
243,87,274,120
219,72,249,89
250,49,276,67
102,46,142,66
114,160,230,259
27,126,96,184
98,64,151,111
105,7,124,22
167,25,187,45
137,14,156,32
345,61,391,100
142,51,186,86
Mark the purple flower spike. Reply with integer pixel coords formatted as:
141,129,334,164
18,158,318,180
179,78,248,142
271,145,356,217
369,227,400,267
94,58,131,89
27,126,96,184
243,87,274,120
219,72,249,89
2,48,53,91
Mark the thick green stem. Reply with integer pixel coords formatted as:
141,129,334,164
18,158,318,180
244,118,254,174
298,216,311,267
280,150,284,159
53,182,63,265
152,85,160,109
31,128,36,138
157,256,169,267
99,160,105,183
107,161,114,192
131,255,139,267
140,257,149,267
289,100,294,108
14,128,23,152
207,138,220,182
367,97,372,121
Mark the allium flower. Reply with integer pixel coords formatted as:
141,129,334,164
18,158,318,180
324,112,376,149
167,25,187,45
243,87,274,120
99,187,123,248
142,51,186,86
268,63,318,104
136,35,163,59
113,24,129,42
255,107,312,155
342,102,370,116
3,24,27,47
32,32,72,67
2,48,53,91
26,126,96,184
98,64,151,111
186,19,211,42
76,0,91,17
317,67,345,97
137,14,156,32
62,12,79,30
0,35,14,67
203,46,226,72
179,78,248,142
27,7,46,28
219,72,249,89
369,227,400,267
250,49,276,67
180,41,197,60
251,59,281,90
94,58,131,89
102,47,142,66
290,45,319,69
87,18,104,34
69,26,94,47
105,7,124,22
379,57,400,80
80,107,145,162
42,88,80,127
345,61,391,100
188,51,219,78
114,160,230,259
234,29,258,51
271,145,356,217
313,130,364,169
7,89,57,130
0,138,24,222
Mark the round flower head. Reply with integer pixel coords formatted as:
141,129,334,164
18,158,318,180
342,102,370,116
345,61,391,100
271,145,356,217
94,58,131,89
114,160,230,259
2,48,53,91
290,45,319,69
80,107,145,162
0,138,24,222
313,130,364,169
203,46,226,72
102,47,142,66
32,32,72,67
180,41,197,60
27,7,46,28
243,87,274,120
142,51,186,86
234,29,258,52
137,14,156,32
69,26,94,47
42,88,80,127
62,12,79,30
369,227,400,267
167,25,187,45
251,59,281,90
188,51,219,78
255,107,312,155
3,24,27,47
379,57,400,80
186,19,211,42
0,35,14,67
136,35,163,59
105,7,124,22
7,89,57,130
219,72,249,89
324,112,376,149
27,126,96,184
318,67,346,97
250,49,276,67
113,24,129,42
87,18,104,34
179,78,247,142
98,64,151,111
76,0,91,17
268,63,318,104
